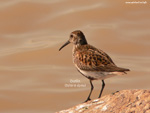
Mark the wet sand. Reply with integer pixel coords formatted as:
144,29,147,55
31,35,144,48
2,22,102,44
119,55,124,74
0,0,150,113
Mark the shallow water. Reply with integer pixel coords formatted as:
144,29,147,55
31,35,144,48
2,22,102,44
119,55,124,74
0,0,150,113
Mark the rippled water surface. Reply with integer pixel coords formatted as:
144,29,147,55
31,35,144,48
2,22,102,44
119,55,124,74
0,0,150,113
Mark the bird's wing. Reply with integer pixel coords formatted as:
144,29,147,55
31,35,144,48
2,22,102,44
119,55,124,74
74,45,129,72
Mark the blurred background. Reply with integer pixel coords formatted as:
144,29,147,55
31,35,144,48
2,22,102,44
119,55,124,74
0,0,149,113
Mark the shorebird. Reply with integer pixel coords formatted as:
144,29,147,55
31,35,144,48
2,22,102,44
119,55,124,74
59,30,130,102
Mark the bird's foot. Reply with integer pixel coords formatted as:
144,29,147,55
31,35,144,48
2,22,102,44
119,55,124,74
84,98,91,103
112,90,119,95
98,95,101,98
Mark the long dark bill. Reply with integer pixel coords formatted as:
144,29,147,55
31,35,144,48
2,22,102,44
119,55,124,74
59,41,70,51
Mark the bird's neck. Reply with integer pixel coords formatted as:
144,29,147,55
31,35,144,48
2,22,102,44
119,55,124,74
79,38,88,45
74,43,87,49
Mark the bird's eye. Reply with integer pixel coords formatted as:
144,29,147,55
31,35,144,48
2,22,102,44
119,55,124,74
70,35,73,38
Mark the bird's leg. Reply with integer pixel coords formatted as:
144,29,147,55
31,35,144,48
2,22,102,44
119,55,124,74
98,80,105,98
84,80,94,102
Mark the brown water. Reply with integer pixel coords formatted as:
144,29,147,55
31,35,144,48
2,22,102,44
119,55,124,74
0,0,150,113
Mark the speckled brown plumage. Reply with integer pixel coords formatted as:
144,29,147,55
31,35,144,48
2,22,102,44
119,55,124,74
73,44,129,72
59,30,130,102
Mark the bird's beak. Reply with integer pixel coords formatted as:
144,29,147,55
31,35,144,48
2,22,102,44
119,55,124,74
59,41,70,51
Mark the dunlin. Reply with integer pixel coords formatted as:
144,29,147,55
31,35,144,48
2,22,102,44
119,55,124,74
59,30,130,102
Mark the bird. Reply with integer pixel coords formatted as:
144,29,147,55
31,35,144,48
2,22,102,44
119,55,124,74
59,30,130,102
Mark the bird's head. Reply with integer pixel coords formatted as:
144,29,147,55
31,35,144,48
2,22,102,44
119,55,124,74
59,30,87,51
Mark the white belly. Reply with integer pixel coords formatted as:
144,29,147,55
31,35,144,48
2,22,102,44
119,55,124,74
77,67,124,80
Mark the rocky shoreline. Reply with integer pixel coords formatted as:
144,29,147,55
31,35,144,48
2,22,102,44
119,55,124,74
56,89,150,113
